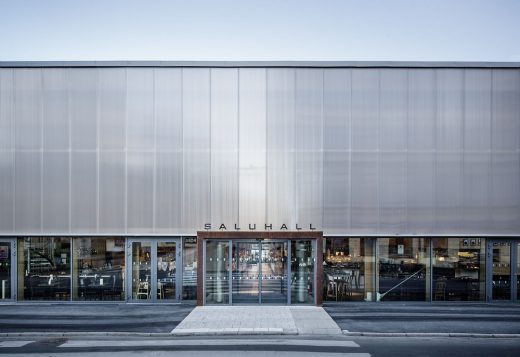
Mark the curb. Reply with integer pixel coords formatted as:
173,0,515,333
0,332,173,337
343,331,520,338
171,328,295,336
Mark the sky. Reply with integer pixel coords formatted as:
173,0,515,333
0,0,519,61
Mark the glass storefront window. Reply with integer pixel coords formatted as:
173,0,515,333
183,237,197,300
73,238,125,301
432,238,485,301
291,240,314,304
492,242,511,300
205,240,229,304
324,238,375,302
517,243,520,301
18,237,71,301
377,238,430,301
0,242,11,299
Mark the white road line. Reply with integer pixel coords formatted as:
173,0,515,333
0,340,34,348
60,339,361,348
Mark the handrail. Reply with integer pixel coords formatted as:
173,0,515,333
378,267,426,301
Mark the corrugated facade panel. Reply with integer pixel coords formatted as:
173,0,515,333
0,151,14,232
0,66,519,236
350,152,378,232
210,68,239,228
154,68,182,151
437,69,464,151
70,69,98,151
266,68,296,228
379,152,406,233
435,152,463,232
0,69,14,151
42,69,69,151
98,68,126,151
99,151,126,232
491,153,520,230
14,151,41,232
465,69,492,151
351,69,379,151
127,69,154,151
155,151,182,231
492,69,520,151
14,69,42,151
182,68,210,231
42,151,69,232
436,70,464,232
323,69,350,233
127,151,154,232
408,69,436,151
70,152,97,232
407,152,435,233
238,68,267,227
463,153,491,231
295,69,323,227
380,69,407,151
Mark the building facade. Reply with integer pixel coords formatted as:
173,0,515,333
0,61,519,304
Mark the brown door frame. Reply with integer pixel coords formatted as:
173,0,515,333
197,231,323,306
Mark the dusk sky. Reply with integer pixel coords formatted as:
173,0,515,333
0,0,519,61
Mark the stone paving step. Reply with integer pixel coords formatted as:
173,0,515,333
172,306,343,336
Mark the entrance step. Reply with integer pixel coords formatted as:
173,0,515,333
171,306,342,336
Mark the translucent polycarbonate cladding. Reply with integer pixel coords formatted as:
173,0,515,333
0,67,519,235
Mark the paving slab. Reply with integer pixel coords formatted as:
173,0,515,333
172,306,342,336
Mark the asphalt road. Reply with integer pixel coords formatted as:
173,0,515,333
0,335,519,356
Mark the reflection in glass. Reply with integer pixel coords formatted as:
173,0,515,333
73,237,125,301
492,242,511,300
324,238,375,301
232,242,260,303
432,238,485,301
261,242,288,304
157,242,176,300
518,244,520,301
205,240,229,304
0,242,11,299
132,241,152,300
291,240,314,304
378,238,430,301
182,237,197,300
18,237,71,300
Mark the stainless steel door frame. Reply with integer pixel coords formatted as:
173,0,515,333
126,238,181,302
0,238,16,301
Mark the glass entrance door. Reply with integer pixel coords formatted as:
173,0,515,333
0,240,15,300
489,240,520,301
232,242,260,303
127,239,181,302
204,239,314,305
261,241,288,304
231,241,288,304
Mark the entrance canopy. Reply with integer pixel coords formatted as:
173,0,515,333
197,231,323,306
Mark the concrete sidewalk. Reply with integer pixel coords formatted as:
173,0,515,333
0,302,195,333
325,302,520,336
172,306,342,336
